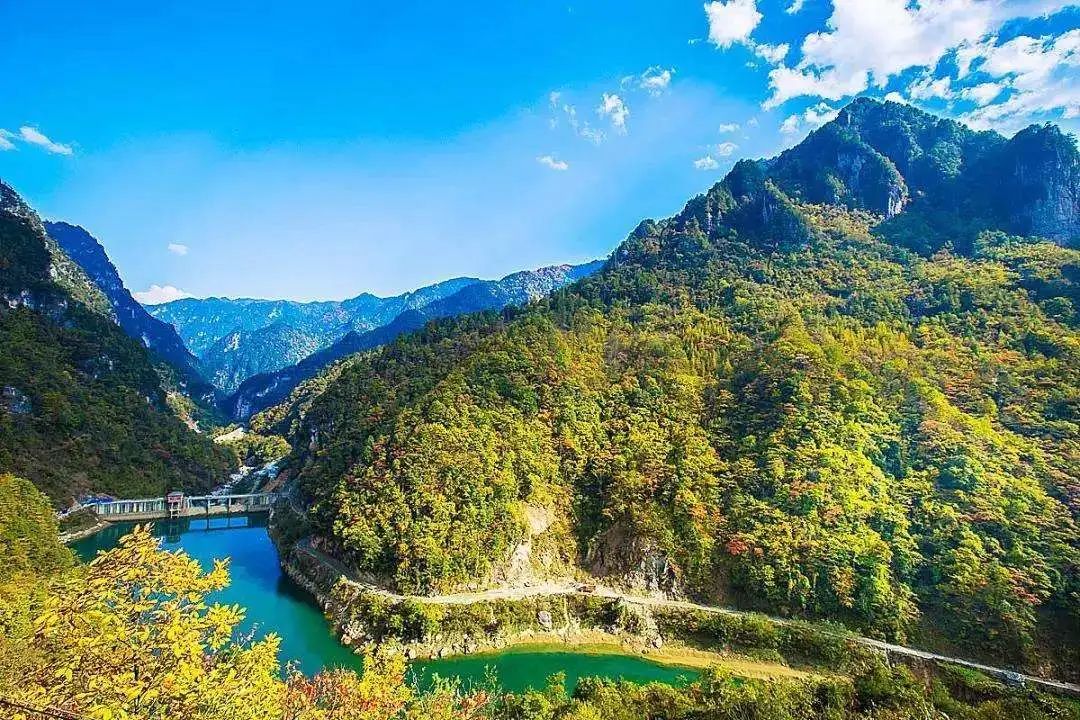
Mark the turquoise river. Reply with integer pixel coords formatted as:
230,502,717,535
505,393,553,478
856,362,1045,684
72,515,699,693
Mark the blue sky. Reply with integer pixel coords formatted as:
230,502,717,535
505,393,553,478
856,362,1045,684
1,1,1077,302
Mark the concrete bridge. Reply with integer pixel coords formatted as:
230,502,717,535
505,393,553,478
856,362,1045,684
90,492,279,521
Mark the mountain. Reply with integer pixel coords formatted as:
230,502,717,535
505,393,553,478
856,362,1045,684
265,99,1079,676
147,277,480,392
227,260,604,419
0,182,232,504
764,97,1078,252
201,323,322,394
42,222,217,409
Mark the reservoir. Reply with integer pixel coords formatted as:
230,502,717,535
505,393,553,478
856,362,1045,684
72,515,699,692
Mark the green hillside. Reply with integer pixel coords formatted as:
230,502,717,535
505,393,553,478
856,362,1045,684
0,181,232,504
268,100,1079,672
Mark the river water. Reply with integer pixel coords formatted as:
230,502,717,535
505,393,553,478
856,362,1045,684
71,515,699,693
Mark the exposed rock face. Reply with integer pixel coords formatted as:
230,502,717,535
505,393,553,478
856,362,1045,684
996,125,1079,247
585,522,683,597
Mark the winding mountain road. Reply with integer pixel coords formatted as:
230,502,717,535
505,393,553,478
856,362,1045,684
293,538,1080,697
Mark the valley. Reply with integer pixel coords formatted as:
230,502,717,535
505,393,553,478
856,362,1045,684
2,95,1079,720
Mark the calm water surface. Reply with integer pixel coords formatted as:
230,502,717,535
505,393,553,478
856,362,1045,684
72,516,698,692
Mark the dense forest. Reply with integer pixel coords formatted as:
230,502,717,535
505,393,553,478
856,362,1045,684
0,181,232,504
264,99,1080,671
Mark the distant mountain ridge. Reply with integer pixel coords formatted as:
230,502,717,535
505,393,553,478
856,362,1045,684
226,259,603,419
148,277,483,392
144,260,602,415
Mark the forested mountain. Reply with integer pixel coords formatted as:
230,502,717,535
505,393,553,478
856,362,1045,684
224,261,603,419
267,99,1079,672
0,181,231,504
43,221,218,408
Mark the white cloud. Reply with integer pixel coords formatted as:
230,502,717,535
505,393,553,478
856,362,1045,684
133,285,192,305
715,141,739,156
598,93,630,132
907,73,953,100
961,28,1080,129
537,154,570,171
19,126,73,155
553,100,607,143
766,65,869,108
694,155,721,170
636,66,675,95
167,243,189,256
717,122,741,133
0,130,14,151
786,0,806,13
804,102,840,126
579,126,606,143
764,0,1075,109
960,81,1004,105
704,0,762,49
703,0,787,66
754,42,791,64
780,115,802,134
884,91,910,104
780,102,839,134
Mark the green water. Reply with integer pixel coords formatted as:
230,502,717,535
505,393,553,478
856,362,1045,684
72,517,699,692
415,647,697,694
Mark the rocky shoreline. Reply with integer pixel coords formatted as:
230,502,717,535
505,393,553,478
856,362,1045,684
58,517,112,545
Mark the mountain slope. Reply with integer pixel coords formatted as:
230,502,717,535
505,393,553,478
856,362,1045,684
43,222,219,411
226,260,603,419
268,100,1079,675
45,222,201,372
201,323,322,394
0,181,231,504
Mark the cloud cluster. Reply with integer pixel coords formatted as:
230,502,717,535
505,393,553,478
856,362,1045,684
704,0,763,49
693,140,740,170
133,284,192,305
634,66,675,95
537,154,570,171
0,126,74,155
704,0,789,66
762,0,1075,129
167,243,189,256
598,93,630,132
960,29,1079,129
550,92,606,144
780,102,840,135
693,155,721,170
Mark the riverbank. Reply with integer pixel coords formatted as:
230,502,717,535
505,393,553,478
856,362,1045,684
278,528,1080,698
58,512,111,544
454,636,817,680
279,536,868,676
